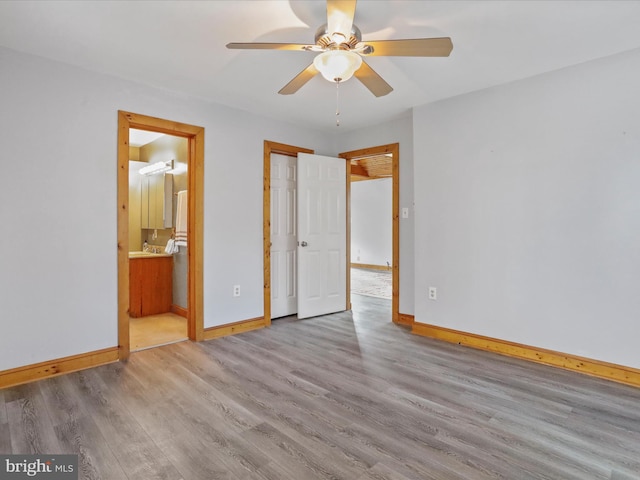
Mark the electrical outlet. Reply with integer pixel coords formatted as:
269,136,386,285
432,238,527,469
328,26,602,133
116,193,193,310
428,287,437,300
233,285,241,297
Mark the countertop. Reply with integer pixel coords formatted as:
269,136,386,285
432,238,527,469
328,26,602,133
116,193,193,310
129,251,172,259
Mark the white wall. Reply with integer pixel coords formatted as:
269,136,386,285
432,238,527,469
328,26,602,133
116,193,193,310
0,47,331,371
351,178,392,267
334,112,415,314
413,48,640,369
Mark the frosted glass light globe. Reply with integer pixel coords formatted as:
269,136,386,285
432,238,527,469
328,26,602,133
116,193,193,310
313,50,363,83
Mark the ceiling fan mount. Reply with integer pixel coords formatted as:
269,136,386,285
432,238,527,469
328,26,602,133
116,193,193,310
311,23,364,51
226,0,452,97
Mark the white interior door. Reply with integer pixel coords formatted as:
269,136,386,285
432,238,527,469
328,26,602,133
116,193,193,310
297,153,347,319
270,154,298,318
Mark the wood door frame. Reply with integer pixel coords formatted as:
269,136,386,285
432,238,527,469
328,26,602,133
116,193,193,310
117,111,204,361
339,143,401,323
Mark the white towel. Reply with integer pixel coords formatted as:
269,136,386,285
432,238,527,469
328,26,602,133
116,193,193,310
175,190,188,247
164,238,178,254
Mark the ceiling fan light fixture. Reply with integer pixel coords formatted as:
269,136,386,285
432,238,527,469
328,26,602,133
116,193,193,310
227,0,452,99
313,50,362,83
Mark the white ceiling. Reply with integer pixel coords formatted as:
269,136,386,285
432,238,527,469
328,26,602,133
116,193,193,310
1,1,640,133
129,129,166,148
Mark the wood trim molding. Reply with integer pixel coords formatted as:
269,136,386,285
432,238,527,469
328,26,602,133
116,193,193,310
0,348,119,389
263,141,314,327
412,322,640,388
171,304,189,318
346,159,352,311
397,313,415,327
118,111,205,360
189,126,205,342
204,317,266,340
117,112,131,359
351,263,391,271
340,143,400,323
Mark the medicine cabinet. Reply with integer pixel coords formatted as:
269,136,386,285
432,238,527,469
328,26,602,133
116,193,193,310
141,173,173,229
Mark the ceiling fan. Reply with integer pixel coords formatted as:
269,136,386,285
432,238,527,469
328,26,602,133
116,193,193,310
226,0,453,97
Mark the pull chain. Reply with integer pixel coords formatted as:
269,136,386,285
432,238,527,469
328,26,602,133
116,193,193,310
335,79,341,127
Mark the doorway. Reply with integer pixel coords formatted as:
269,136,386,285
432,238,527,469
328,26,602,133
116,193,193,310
127,129,188,351
340,144,400,322
263,141,400,324
350,159,393,302
117,111,204,360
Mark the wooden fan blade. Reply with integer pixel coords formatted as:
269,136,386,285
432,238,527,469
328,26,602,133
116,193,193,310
327,0,357,39
354,61,393,97
361,37,453,57
226,43,315,51
278,63,320,95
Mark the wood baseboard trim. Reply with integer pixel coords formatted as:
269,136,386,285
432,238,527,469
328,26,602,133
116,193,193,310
0,347,119,389
171,304,188,318
412,322,640,388
396,313,415,326
204,317,266,341
351,263,391,271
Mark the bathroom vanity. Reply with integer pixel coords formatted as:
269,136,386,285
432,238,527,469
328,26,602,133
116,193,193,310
129,252,173,317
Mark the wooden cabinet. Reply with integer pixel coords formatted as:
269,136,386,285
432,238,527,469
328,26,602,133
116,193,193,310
141,173,173,230
129,256,173,317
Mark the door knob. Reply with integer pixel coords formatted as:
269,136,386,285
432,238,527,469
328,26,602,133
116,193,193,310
300,241,308,247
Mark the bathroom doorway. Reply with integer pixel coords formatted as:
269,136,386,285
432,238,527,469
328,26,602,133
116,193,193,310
117,111,204,360
128,129,188,351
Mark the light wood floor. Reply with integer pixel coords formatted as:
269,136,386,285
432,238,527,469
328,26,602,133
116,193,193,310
129,313,188,351
350,267,392,299
2,295,640,479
